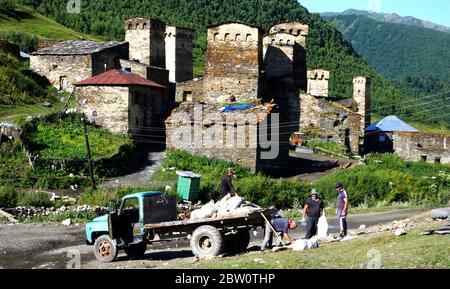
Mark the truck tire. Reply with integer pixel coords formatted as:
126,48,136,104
94,235,118,263
223,229,250,254
190,225,223,259
124,242,147,260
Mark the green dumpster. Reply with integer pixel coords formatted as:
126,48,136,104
176,171,202,201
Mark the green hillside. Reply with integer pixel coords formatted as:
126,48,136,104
0,2,99,52
12,0,450,128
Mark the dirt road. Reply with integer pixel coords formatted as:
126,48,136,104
0,208,427,269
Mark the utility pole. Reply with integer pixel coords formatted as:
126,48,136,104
82,113,96,190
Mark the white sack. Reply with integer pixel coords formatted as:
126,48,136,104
317,214,329,239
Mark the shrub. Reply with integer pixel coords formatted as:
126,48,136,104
156,150,311,208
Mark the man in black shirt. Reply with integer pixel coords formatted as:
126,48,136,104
220,168,238,199
302,189,325,239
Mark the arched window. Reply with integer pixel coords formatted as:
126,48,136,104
246,34,252,41
214,32,220,41
235,34,241,42
224,33,230,41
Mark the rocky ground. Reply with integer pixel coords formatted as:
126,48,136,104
0,207,442,269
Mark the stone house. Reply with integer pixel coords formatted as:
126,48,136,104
30,41,129,90
74,69,165,140
365,115,419,153
165,102,280,171
393,132,450,164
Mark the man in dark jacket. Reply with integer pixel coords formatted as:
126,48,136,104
220,168,238,199
302,189,324,239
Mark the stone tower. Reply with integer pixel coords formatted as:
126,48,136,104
307,69,330,97
203,22,262,104
269,22,309,91
165,25,195,83
124,17,166,68
263,33,295,79
353,76,372,132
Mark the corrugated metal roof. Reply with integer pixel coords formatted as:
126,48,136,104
31,41,127,55
365,115,419,132
74,69,165,88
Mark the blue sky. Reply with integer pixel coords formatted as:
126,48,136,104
299,0,450,27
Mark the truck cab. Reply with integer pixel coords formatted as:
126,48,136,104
85,191,176,262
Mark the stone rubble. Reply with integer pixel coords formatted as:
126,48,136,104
2,205,109,220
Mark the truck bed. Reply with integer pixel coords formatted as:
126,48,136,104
143,207,277,232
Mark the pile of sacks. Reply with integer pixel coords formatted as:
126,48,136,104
189,194,261,220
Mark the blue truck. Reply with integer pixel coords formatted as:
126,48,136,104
85,192,276,262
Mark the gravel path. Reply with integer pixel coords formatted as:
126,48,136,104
98,151,166,190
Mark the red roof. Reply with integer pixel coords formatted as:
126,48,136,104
75,69,165,88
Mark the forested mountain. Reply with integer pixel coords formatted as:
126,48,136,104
11,0,450,128
323,14,450,128
321,9,450,33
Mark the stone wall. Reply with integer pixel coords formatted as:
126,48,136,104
76,86,130,134
300,93,361,155
393,132,450,164
175,78,204,103
203,23,262,104
30,54,93,90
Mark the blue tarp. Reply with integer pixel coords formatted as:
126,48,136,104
220,104,254,112
365,115,419,132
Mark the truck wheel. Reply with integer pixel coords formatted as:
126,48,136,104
190,225,223,259
124,242,147,260
224,229,250,254
94,235,118,263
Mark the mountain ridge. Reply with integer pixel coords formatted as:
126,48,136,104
321,9,450,33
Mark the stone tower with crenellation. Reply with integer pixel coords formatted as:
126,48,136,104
125,17,166,68
203,22,263,104
353,76,372,132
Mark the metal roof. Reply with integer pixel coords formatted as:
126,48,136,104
74,69,165,88
365,115,419,132
31,40,127,55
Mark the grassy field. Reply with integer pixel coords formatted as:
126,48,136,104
193,222,450,269
0,5,98,41
0,102,63,122
22,113,133,160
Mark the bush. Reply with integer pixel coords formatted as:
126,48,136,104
0,186,19,208
156,150,311,208
314,154,450,207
